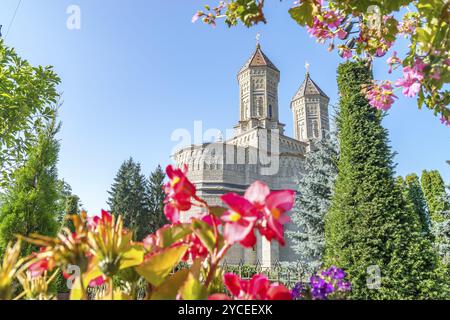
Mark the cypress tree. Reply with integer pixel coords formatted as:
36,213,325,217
432,183,450,264
148,165,168,233
0,122,60,255
107,158,150,241
287,132,339,274
324,61,445,299
401,174,431,236
421,170,449,223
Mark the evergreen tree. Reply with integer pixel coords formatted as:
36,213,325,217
324,61,446,299
107,158,150,241
432,184,450,264
0,122,60,255
148,165,168,233
421,170,449,223
401,174,431,236
60,194,81,233
287,132,339,274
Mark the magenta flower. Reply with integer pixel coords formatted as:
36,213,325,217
395,60,426,98
366,81,398,111
341,47,352,59
440,115,450,127
191,13,201,23
220,193,259,248
387,51,402,74
209,273,292,300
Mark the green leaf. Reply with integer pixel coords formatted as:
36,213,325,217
135,244,188,287
120,245,145,270
209,206,227,218
288,1,317,26
150,269,190,300
156,223,192,248
180,273,208,300
192,219,216,254
69,267,103,300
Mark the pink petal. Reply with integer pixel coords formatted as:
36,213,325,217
224,220,253,243
244,181,270,206
265,190,295,213
221,193,255,215
164,204,180,223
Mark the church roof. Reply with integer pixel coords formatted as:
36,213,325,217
292,73,329,100
239,44,280,73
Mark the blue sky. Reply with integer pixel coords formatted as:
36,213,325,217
1,0,449,214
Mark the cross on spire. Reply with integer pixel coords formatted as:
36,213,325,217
256,33,261,48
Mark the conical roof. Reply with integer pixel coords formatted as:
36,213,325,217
292,73,329,100
239,44,279,74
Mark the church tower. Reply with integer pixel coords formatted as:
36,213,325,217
291,72,330,142
235,44,285,135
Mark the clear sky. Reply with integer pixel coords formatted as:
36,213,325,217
1,0,449,214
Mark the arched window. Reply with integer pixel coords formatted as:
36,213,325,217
269,105,273,119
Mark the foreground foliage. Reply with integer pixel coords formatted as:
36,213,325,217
0,166,310,300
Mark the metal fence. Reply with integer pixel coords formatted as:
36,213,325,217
221,260,310,289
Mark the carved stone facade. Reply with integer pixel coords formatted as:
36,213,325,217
173,45,329,268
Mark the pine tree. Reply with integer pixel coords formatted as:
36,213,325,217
324,61,446,299
421,170,449,223
0,121,60,255
287,132,339,274
107,158,150,241
148,165,168,233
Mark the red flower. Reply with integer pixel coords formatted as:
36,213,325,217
28,258,49,278
164,165,197,223
220,193,259,248
210,273,292,300
243,181,295,246
89,275,107,287
258,190,295,246
28,248,52,278
182,234,209,262
88,210,113,230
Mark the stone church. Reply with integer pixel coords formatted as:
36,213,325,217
173,44,330,268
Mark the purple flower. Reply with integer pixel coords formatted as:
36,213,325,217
310,276,335,300
309,266,352,300
291,282,305,300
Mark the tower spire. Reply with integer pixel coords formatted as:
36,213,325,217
256,32,261,48
305,61,310,75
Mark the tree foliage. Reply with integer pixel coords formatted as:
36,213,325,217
0,40,61,185
421,170,449,223
396,174,431,236
287,132,339,274
0,121,61,256
324,61,446,299
148,165,168,233
431,183,450,265
107,158,151,241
